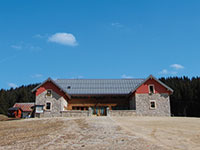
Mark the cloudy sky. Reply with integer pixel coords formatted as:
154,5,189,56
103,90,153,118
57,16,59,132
0,0,199,89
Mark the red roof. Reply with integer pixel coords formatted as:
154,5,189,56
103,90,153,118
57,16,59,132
13,103,35,112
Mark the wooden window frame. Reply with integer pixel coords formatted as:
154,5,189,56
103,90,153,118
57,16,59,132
148,84,155,94
150,100,156,110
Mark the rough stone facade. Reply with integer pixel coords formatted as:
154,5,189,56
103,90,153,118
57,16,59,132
61,110,89,117
35,90,67,117
135,93,171,116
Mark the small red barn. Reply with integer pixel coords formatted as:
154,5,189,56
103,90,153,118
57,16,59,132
13,103,35,118
8,103,35,118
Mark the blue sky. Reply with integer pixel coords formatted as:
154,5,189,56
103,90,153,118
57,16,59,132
0,0,200,89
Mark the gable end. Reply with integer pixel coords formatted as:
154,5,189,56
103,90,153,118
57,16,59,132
131,75,173,95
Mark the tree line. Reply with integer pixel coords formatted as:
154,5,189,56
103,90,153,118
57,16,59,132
0,84,39,116
0,76,200,117
160,76,200,117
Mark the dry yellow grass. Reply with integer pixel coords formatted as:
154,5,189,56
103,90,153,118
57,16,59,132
0,117,199,150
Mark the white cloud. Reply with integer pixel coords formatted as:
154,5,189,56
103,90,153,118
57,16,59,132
159,64,184,75
111,22,123,28
34,34,44,38
170,64,184,70
31,74,43,78
159,69,177,75
33,34,48,39
11,45,22,50
8,83,18,88
121,74,133,79
48,32,78,46
159,69,169,74
11,42,42,51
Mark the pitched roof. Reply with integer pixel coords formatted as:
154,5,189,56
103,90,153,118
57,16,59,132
54,79,145,95
32,75,173,96
13,103,35,112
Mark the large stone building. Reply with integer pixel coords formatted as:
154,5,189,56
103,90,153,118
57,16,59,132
32,75,173,117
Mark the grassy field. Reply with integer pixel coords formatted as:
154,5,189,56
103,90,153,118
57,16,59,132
0,116,200,150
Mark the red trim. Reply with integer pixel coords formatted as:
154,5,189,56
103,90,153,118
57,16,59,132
135,78,171,94
36,81,70,100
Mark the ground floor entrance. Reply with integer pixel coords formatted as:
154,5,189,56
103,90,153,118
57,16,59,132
91,106,107,116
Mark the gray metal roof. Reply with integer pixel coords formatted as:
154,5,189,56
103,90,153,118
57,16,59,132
54,79,145,95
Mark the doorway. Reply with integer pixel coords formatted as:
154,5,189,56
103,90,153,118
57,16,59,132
91,106,107,116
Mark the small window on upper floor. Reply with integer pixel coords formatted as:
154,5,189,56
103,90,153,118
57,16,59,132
46,89,52,97
149,85,155,94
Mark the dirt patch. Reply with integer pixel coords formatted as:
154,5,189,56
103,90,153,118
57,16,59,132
112,116,200,150
0,117,199,150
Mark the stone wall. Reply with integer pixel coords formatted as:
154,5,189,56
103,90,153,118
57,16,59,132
135,93,171,116
35,90,67,117
109,110,136,116
61,110,89,117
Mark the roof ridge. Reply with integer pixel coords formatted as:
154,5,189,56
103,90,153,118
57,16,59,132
55,78,145,80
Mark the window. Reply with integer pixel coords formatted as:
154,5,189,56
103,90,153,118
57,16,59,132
46,89,52,97
150,100,156,109
149,85,155,94
46,102,51,110
72,106,88,111
35,105,44,113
